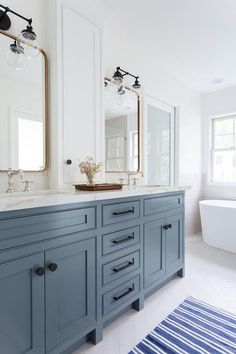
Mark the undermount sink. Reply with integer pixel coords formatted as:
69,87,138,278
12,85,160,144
122,184,165,191
0,190,70,199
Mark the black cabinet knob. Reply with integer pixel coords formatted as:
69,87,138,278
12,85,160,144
163,225,169,230
168,224,173,229
36,267,45,276
66,159,72,165
48,263,58,272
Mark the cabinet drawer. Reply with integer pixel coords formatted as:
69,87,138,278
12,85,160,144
0,207,96,249
102,226,140,255
103,276,140,315
102,201,140,226
144,195,183,216
102,251,140,285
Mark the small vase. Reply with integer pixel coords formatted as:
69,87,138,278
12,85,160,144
86,174,95,186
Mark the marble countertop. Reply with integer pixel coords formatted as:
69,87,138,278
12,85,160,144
0,186,189,213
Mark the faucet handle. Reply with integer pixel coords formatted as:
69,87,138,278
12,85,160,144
19,169,25,181
132,177,138,186
22,179,33,192
7,168,17,176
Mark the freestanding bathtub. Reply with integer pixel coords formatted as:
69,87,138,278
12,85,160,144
199,200,236,253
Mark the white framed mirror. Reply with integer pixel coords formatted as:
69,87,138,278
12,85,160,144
0,30,48,172
104,78,140,173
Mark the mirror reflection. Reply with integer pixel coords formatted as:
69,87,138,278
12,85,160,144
105,79,139,172
0,33,46,171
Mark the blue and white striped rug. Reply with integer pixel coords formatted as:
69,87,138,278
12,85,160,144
129,297,236,354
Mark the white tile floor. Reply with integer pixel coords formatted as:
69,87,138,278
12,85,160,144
74,234,236,354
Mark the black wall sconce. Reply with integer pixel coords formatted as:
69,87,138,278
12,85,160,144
113,67,141,90
0,4,39,62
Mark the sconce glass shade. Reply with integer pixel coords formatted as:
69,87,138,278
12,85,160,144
113,68,123,84
117,85,126,95
132,77,141,89
18,26,40,59
6,41,28,70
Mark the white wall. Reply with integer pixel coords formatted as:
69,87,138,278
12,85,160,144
0,0,49,191
202,86,236,199
104,19,203,235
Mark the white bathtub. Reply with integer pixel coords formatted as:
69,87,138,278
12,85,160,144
199,200,236,253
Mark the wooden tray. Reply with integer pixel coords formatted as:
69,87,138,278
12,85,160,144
74,183,123,191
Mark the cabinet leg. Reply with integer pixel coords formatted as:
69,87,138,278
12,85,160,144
90,324,103,345
178,267,185,278
132,296,144,311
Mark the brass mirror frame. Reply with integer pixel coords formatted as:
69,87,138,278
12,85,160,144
0,29,48,172
105,77,141,173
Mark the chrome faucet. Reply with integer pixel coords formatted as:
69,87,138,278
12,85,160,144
126,171,143,186
22,179,33,192
6,169,18,193
6,169,33,193
19,170,33,192
127,171,136,186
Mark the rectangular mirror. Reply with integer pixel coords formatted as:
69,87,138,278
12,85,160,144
104,78,140,172
0,30,48,172
145,96,175,186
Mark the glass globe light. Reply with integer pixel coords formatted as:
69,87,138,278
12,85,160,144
6,41,28,70
18,25,40,59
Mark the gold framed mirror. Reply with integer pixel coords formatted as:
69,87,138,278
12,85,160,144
0,29,48,172
104,77,141,173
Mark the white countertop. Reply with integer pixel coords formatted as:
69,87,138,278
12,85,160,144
0,186,189,213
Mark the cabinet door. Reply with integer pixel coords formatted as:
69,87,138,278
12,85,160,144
144,218,165,288
0,254,44,354
62,4,102,184
165,213,184,273
45,238,96,351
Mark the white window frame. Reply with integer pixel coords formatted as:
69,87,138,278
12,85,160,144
105,135,126,171
210,113,236,185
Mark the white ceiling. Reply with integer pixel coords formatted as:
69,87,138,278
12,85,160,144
102,0,236,93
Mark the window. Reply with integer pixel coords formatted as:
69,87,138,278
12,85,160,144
211,116,236,183
105,136,126,171
18,118,44,170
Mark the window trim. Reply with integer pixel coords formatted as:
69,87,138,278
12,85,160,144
210,114,236,185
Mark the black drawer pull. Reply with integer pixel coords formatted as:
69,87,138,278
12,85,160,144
112,235,134,244
113,287,134,301
163,224,173,230
113,260,134,273
113,208,134,216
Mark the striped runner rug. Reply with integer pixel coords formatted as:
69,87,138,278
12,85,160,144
129,297,236,354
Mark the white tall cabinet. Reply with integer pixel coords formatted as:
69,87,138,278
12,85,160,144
49,1,103,188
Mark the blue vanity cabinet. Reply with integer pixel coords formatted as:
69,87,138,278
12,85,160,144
144,218,166,288
45,238,96,351
165,213,184,275
0,191,185,354
143,193,185,292
0,253,45,354
143,213,184,290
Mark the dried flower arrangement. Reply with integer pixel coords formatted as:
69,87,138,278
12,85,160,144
79,156,102,186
